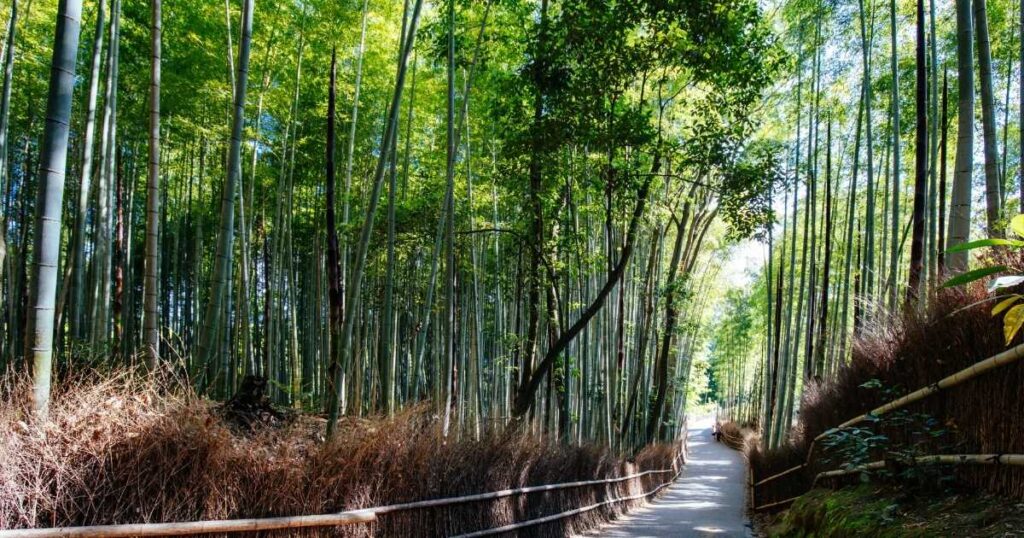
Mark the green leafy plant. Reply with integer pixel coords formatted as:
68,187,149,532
943,215,1024,344
821,380,958,487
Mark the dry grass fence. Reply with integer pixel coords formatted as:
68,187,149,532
717,422,757,453
0,370,681,537
750,273,1024,510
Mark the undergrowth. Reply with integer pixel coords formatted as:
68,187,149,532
763,485,1024,537
751,252,1024,508
0,369,679,536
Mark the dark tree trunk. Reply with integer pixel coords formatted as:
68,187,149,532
909,0,929,296
814,120,833,377
324,50,343,415
938,71,949,272
112,147,125,359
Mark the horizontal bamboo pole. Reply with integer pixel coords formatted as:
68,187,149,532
817,342,1024,441
0,512,378,538
454,451,687,538
754,454,1024,510
753,462,806,487
752,495,799,511
0,438,687,538
813,453,1024,487
0,473,671,538
813,460,886,483
752,435,825,493
755,342,1024,492
453,480,676,538
372,467,679,515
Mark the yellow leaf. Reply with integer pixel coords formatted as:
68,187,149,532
1011,215,1024,238
1004,305,1024,345
992,295,1022,317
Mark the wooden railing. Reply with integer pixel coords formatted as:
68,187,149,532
751,341,1024,511
0,423,688,538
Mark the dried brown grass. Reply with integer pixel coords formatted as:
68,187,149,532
0,369,679,536
751,256,1024,509
718,422,758,453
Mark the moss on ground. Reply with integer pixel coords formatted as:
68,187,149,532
763,485,1024,537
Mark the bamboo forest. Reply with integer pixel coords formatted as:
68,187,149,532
1,0,1024,535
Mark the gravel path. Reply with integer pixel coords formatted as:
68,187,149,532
583,418,753,537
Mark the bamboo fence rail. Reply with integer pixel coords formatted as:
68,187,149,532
0,513,380,538
751,340,1024,504
811,454,1024,486
754,454,1024,511
452,447,688,538
0,426,688,538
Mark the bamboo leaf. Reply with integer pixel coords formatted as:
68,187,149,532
1011,215,1024,238
941,265,1008,288
1004,305,1024,345
992,295,1021,317
946,238,1024,252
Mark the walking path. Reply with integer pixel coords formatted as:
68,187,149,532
583,418,752,537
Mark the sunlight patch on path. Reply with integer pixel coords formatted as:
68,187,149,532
580,418,752,538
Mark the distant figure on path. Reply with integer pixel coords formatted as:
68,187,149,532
582,417,753,537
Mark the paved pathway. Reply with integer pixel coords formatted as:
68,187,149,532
583,418,752,537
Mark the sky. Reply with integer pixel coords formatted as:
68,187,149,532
721,238,769,288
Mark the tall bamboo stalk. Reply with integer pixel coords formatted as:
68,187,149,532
196,0,254,373
27,0,84,415
142,0,162,366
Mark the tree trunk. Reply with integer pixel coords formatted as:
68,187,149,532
814,119,832,376
857,0,877,302
325,49,344,418
0,0,18,322
887,0,901,309
519,0,549,426
838,85,863,364
196,0,254,369
60,0,99,342
26,0,83,415
339,0,369,340
441,0,456,436
647,209,687,443
514,162,657,421
326,0,424,437
938,70,949,271
91,0,120,348
947,0,974,271
974,0,1002,237
142,0,161,367
926,0,939,289
908,0,928,297
112,147,124,357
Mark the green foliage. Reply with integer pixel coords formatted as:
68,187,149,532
942,216,1024,345
821,380,957,487
718,141,787,241
940,265,1009,288
0,0,788,445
